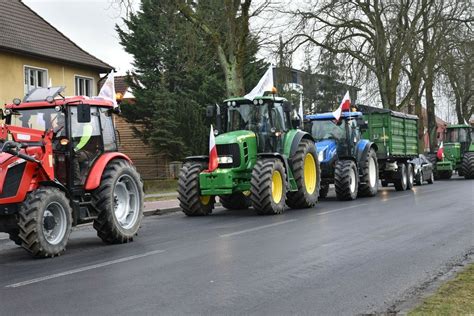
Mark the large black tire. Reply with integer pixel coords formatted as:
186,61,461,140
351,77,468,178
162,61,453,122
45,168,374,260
251,159,286,215
358,148,379,197
178,162,215,216
438,170,452,179
334,160,358,201
461,152,474,179
406,164,414,190
219,192,251,210
7,229,22,246
92,160,144,244
416,170,423,185
286,139,321,209
425,153,439,179
427,170,435,184
18,187,72,257
394,163,407,191
319,183,329,199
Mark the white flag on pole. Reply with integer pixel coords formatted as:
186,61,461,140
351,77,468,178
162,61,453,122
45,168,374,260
298,93,304,121
244,65,274,100
98,71,117,107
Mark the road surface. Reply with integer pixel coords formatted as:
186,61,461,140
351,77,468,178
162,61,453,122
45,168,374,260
0,177,472,315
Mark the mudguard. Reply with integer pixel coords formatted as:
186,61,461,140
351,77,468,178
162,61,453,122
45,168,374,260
85,152,132,191
289,130,315,158
355,140,378,171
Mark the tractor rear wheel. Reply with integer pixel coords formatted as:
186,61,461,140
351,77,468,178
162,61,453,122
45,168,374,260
18,187,72,257
358,148,379,197
178,162,215,216
319,183,329,199
394,163,407,191
461,152,474,179
93,160,144,244
406,164,414,190
334,160,358,201
219,192,251,210
251,159,286,215
286,139,320,209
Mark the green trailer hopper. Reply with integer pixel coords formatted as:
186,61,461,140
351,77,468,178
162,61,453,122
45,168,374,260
358,105,419,191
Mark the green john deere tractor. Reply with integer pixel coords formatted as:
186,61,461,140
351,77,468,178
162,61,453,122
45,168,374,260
430,125,474,179
178,95,321,215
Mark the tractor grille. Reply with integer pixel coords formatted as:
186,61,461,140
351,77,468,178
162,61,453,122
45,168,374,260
217,143,241,168
0,162,26,198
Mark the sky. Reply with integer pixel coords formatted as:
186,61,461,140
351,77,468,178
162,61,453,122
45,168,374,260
23,0,140,75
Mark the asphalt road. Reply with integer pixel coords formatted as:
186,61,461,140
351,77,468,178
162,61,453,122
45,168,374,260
0,177,473,315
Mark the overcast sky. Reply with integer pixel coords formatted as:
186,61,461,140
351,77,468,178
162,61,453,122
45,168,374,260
23,0,139,74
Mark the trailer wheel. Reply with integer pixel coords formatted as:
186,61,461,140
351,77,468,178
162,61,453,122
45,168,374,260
286,139,320,209
219,192,251,210
319,183,329,199
394,163,407,191
178,162,215,216
18,187,72,258
92,160,144,244
460,152,474,179
334,160,358,201
251,159,286,215
358,148,379,197
406,164,414,190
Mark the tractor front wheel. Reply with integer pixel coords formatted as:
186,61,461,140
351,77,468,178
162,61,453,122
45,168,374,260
18,187,72,257
358,148,379,197
219,192,251,210
93,160,144,244
334,160,358,201
178,162,215,216
461,152,474,179
251,159,286,215
286,139,320,209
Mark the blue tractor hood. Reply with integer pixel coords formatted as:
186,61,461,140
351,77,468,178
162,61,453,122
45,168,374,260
316,139,338,163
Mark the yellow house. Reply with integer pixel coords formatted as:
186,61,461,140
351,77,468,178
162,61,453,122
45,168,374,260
0,0,113,106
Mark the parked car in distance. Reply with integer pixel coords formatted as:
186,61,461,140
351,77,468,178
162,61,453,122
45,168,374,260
410,154,435,185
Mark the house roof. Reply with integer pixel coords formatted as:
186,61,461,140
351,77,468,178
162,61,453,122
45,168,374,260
0,0,113,72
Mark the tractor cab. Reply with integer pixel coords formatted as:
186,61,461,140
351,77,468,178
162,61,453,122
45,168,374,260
444,125,473,154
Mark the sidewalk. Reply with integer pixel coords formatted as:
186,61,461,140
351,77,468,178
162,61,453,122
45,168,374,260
0,195,181,241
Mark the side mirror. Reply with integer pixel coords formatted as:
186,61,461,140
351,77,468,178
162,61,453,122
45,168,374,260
283,101,292,113
206,105,215,118
77,104,91,123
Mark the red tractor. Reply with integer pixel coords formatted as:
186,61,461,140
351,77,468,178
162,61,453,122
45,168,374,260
0,87,144,258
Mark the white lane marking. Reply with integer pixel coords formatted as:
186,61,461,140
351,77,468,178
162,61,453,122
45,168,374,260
316,203,369,216
5,249,166,288
220,219,298,238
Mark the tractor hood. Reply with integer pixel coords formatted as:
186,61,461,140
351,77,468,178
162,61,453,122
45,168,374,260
216,130,256,145
316,139,337,163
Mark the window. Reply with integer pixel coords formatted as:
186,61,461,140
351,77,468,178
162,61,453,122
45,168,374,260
99,108,117,151
75,76,93,96
24,66,47,93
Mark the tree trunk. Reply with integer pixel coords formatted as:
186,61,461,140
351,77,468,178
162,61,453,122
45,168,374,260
425,71,438,152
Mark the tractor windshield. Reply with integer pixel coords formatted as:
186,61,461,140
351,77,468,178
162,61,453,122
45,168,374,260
446,128,469,143
310,120,346,141
8,108,64,132
227,102,286,133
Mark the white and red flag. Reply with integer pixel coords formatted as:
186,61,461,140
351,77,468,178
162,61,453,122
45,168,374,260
332,91,351,121
98,71,117,108
436,141,444,160
207,125,218,172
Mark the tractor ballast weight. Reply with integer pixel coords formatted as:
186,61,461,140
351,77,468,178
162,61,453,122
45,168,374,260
430,125,474,179
0,87,144,257
305,111,379,200
178,96,321,216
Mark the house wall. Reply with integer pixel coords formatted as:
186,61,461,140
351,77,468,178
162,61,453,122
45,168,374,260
0,51,100,105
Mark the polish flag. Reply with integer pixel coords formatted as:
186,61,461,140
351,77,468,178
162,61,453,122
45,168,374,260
207,125,218,172
332,91,351,121
436,142,444,160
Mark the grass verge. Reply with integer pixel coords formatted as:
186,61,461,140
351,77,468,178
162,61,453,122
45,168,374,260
409,263,474,315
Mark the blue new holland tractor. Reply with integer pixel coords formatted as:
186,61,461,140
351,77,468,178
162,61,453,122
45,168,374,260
305,111,379,200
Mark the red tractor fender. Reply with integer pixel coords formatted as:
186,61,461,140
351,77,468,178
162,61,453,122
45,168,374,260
85,153,132,191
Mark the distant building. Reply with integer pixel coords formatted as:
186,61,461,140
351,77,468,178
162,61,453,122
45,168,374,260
0,0,113,105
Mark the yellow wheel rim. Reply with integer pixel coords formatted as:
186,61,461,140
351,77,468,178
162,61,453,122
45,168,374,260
303,153,317,194
200,195,211,205
271,170,283,203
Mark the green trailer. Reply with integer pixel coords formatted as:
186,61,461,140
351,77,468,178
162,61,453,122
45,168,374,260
358,105,419,191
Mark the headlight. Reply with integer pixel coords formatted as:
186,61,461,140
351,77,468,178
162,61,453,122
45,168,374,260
318,150,325,162
218,156,233,164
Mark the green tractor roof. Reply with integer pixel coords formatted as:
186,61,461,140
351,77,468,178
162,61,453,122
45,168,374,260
446,124,472,129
